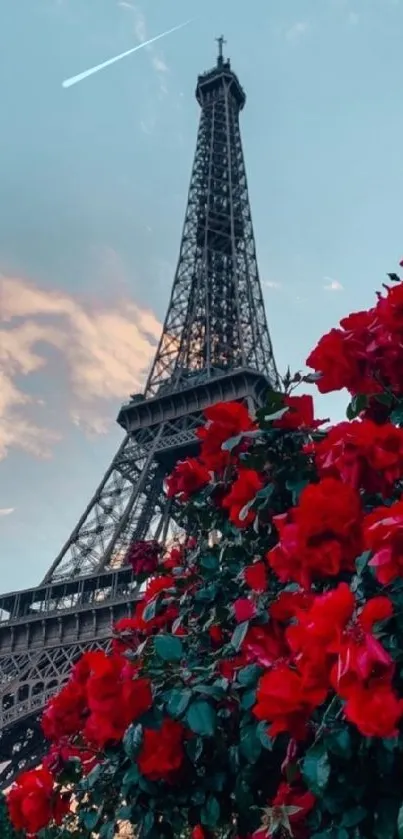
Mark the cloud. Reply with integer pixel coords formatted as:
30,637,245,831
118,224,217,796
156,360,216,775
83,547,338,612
118,1,169,97
0,508,14,517
0,274,160,460
347,11,359,25
262,280,282,290
285,21,310,43
323,277,344,292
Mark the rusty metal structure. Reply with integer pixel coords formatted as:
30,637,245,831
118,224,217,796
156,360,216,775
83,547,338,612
0,40,279,786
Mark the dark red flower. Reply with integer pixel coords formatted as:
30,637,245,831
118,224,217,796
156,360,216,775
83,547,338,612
233,597,256,623
343,683,403,737
244,561,268,591
364,499,403,584
7,768,69,836
125,539,161,575
192,825,209,839
274,394,325,430
197,401,255,471
138,718,186,782
222,469,263,528
165,458,211,501
311,419,403,496
209,624,224,646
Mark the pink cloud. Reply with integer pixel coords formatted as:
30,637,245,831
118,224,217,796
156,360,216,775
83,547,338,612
0,274,161,458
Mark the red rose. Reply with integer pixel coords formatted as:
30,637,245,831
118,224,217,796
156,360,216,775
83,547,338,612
125,539,161,574
253,664,327,740
222,469,263,528
209,624,224,646
244,561,268,591
306,309,381,396
42,679,87,741
343,683,403,738
274,395,325,430
311,419,403,496
364,500,403,584
267,478,363,587
138,718,186,782
233,597,256,623
192,825,209,839
165,458,211,501
197,401,255,471
7,768,69,835
242,624,287,668
269,781,316,839
359,596,393,632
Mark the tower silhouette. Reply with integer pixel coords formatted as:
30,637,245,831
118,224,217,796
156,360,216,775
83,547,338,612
0,42,279,785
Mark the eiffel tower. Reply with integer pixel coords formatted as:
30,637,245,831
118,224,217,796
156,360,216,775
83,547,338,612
0,38,279,786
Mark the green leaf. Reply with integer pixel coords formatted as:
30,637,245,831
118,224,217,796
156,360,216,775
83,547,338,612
302,743,331,796
237,664,262,687
340,806,367,828
397,803,403,839
142,811,155,837
325,726,352,759
240,688,256,710
286,477,309,503
123,723,143,759
200,554,219,571
346,393,368,420
186,699,216,736
256,720,273,750
201,795,220,828
99,825,116,839
391,405,403,426
239,725,262,763
222,434,243,451
186,735,203,762
231,621,249,651
263,407,289,422
166,688,192,718
142,597,158,622
154,634,183,661
82,810,101,831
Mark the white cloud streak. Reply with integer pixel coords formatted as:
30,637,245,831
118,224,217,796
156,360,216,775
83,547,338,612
0,508,15,517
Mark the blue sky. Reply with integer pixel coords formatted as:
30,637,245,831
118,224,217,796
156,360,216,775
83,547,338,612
0,0,402,592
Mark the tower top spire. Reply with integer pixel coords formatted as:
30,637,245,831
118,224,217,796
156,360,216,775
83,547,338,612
216,34,226,66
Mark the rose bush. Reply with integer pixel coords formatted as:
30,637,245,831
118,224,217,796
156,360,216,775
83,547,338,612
9,265,403,839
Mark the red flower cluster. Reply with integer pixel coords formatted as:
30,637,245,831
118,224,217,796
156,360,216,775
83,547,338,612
138,718,187,782
311,419,403,496
197,401,255,471
253,582,402,739
267,478,363,587
8,767,69,836
42,650,152,749
165,458,211,501
307,282,403,397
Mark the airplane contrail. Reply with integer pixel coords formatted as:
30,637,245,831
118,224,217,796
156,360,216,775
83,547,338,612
62,20,191,89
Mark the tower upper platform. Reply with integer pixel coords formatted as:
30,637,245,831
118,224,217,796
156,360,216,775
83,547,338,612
195,40,246,110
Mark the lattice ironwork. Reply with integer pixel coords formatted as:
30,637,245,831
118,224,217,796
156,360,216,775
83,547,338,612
0,42,279,785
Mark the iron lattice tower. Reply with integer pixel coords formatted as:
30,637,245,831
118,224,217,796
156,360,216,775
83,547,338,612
0,41,279,785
